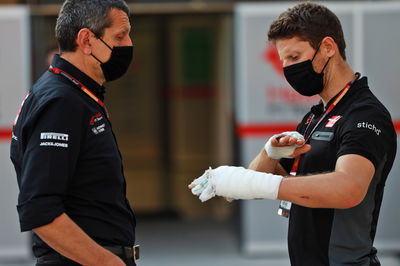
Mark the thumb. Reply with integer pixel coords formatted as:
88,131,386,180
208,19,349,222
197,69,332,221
290,144,311,157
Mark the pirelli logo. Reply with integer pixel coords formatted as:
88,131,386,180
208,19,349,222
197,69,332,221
40,132,69,141
40,132,69,148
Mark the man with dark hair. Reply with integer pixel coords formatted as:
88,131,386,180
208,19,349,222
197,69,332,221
190,2,396,265
11,0,138,265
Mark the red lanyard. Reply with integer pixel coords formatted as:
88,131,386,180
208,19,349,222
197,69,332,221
48,66,110,119
289,77,357,175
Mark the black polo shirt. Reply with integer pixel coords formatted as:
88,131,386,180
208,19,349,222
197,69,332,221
10,54,136,257
280,76,397,266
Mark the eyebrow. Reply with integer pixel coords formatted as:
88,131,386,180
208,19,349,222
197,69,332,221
281,48,302,60
119,26,130,34
287,48,302,54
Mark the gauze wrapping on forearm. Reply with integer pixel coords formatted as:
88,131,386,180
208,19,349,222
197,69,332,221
265,131,304,159
190,166,283,202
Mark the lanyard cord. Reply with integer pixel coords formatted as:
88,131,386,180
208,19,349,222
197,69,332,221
290,73,360,175
48,66,109,119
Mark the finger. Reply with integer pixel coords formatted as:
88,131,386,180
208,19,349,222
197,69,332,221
278,135,291,145
224,197,234,202
290,144,312,157
271,136,287,147
188,184,194,189
296,139,305,146
276,136,300,147
270,137,280,146
199,184,215,202
190,174,206,186
287,137,298,146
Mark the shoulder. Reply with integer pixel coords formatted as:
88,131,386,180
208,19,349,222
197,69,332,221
347,77,392,119
345,87,393,130
14,72,88,131
28,71,86,114
338,87,396,146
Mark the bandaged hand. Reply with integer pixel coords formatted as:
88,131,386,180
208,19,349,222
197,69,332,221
264,131,305,159
189,166,283,202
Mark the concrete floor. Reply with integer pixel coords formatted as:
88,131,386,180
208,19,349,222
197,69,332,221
1,218,399,266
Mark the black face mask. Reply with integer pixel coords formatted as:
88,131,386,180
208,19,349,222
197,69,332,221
91,38,133,82
283,45,330,96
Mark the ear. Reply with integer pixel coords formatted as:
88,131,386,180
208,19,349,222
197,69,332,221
76,28,93,55
321,36,337,58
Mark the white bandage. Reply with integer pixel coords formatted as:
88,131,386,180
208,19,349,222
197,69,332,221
190,166,283,202
264,131,305,159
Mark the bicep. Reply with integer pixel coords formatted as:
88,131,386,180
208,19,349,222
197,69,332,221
335,154,375,198
18,98,83,231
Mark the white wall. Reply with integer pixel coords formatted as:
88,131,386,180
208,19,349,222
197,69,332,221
0,5,31,260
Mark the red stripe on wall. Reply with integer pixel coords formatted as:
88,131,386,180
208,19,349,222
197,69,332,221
394,121,400,133
238,121,400,139
0,128,12,141
237,123,298,138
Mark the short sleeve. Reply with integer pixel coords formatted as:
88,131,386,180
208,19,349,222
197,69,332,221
17,97,83,231
336,106,392,170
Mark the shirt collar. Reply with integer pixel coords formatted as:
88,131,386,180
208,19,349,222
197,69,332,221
50,54,106,101
345,75,368,96
310,74,367,117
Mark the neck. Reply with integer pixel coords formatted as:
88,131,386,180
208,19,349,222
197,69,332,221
319,59,355,106
61,52,105,85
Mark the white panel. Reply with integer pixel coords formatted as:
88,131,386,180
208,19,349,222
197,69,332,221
0,5,31,260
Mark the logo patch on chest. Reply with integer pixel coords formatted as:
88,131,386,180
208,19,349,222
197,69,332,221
89,113,106,135
325,115,342,128
92,123,105,135
90,112,103,126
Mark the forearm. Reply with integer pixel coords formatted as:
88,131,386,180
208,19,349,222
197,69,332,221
248,149,280,174
191,155,373,207
33,213,123,266
278,171,366,209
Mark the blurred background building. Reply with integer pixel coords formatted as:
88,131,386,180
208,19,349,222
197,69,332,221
0,1,399,265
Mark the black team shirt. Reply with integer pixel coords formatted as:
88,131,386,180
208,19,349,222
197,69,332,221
10,55,136,257
280,76,397,266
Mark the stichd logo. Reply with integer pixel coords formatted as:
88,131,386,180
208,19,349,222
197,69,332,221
357,122,381,136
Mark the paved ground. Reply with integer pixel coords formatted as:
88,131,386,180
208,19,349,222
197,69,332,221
1,218,399,266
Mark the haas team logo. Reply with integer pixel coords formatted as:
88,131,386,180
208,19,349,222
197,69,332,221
326,116,342,128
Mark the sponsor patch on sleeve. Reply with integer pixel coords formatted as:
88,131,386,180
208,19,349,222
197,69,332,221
357,122,382,136
39,132,69,148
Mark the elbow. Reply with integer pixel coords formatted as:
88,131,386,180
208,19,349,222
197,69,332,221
338,188,367,209
334,172,370,209
342,197,362,209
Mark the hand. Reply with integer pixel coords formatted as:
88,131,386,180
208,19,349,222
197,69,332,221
188,166,284,202
95,250,126,266
265,131,311,159
189,182,233,201
270,134,304,147
188,167,216,202
101,254,126,266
